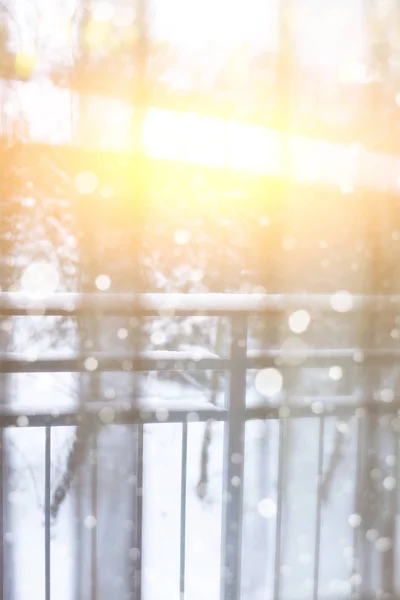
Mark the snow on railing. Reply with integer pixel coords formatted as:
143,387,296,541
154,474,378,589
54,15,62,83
0,347,400,374
2,291,400,315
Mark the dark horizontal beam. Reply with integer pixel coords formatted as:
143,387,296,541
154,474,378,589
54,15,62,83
2,68,399,156
58,84,400,157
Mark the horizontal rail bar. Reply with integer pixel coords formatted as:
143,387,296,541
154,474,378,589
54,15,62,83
248,347,400,365
0,405,227,427
246,401,400,419
3,292,400,316
0,399,398,428
0,353,228,372
1,347,400,373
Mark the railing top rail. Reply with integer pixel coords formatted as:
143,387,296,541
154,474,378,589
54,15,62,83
1,292,400,316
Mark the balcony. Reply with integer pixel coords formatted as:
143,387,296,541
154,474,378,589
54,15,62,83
0,293,399,600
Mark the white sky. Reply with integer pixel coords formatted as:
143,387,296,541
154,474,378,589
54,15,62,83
8,0,367,70
152,0,366,69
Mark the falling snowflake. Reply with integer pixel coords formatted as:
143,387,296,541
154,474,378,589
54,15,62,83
255,368,283,396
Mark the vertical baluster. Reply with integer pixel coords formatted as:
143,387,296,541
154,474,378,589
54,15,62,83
45,426,51,600
180,421,188,598
0,429,4,600
221,316,247,600
382,423,398,595
273,418,286,600
396,427,400,594
91,433,98,600
352,413,364,596
134,424,144,600
313,416,325,600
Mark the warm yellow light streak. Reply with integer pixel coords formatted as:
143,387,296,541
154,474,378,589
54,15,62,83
86,103,364,190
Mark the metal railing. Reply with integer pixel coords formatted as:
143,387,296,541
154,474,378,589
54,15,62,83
0,293,399,600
